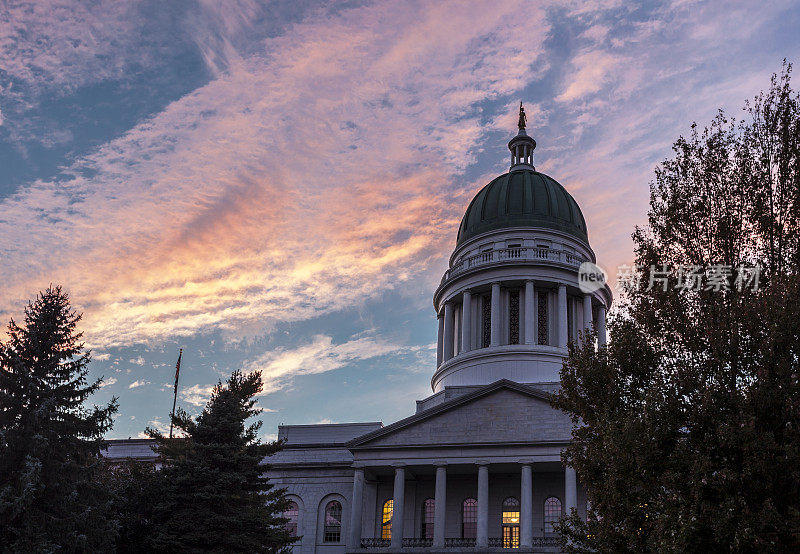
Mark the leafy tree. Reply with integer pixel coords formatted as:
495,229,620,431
0,286,119,552
553,62,800,553
146,369,294,553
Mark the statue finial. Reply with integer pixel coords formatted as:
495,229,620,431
517,101,527,130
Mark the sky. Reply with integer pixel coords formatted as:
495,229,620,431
1,0,799,440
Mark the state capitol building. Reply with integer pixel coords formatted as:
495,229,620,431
264,105,611,553
106,105,612,553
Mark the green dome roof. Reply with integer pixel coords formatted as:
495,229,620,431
457,169,588,246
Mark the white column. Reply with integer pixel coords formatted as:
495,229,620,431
520,463,533,548
434,464,447,548
436,313,444,366
558,284,568,348
477,462,489,547
349,467,364,548
565,466,577,515
461,290,472,353
443,302,454,362
583,294,593,335
524,281,535,344
490,283,501,347
391,465,406,549
597,306,607,347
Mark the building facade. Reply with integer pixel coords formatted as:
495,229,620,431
266,107,612,553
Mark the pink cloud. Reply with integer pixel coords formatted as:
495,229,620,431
1,0,796,355
0,1,552,347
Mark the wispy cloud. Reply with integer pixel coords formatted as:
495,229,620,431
128,379,149,389
0,0,553,348
3,0,800,441
180,383,216,407
244,333,417,394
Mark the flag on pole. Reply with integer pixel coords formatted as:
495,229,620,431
169,348,182,439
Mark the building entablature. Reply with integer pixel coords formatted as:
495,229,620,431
350,450,567,470
434,265,610,311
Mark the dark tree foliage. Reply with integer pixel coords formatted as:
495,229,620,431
145,369,295,553
0,286,119,552
552,62,800,553
101,459,161,554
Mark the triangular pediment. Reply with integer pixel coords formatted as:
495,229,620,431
348,380,572,449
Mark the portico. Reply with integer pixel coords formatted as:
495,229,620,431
343,380,581,553
348,459,578,552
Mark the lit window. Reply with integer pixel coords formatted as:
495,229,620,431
324,500,342,542
284,500,299,537
502,497,520,548
544,497,561,534
422,498,435,539
381,499,393,540
462,498,477,539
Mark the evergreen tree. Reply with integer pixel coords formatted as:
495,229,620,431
552,62,800,552
0,286,119,552
102,459,161,554
147,369,294,553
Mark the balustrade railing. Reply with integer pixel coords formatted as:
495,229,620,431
360,535,559,549
442,247,586,283
360,538,390,548
443,537,476,547
402,538,433,547
532,536,560,547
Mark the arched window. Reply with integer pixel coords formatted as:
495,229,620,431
323,500,342,542
381,499,393,540
502,497,520,548
462,498,478,539
422,498,435,539
544,497,562,534
284,500,299,537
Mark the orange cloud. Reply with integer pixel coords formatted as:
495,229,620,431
0,0,552,348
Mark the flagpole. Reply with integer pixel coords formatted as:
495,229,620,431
169,348,182,439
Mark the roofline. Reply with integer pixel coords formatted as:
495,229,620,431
347,379,552,449
278,421,383,429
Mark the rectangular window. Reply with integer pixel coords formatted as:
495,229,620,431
538,292,549,345
567,297,574,342
482,294,491,348
462,499,478,539
422,499,435,539
502,525,520,549
509,289,520,344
